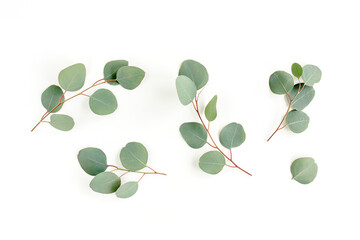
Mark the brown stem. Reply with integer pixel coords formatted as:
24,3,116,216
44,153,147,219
107,165,166,176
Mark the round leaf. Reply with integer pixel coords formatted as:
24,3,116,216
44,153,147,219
288,84,315,110
78,147,107,176
179,122,207,149
89,89,118,115
49,114,74,131
116,181,138,198
219,122,246,149
302,65,321,86
269,71,294,95
58,63,86,91
199,151,225,174
90,172,121,194
291,157,318,184
176,75,197,105
120,142,148,171
291,63,303,78
41,85,64,112
104,60,129,85
116,66,145,90
179,59,208,90
286,110,310,133
205,95,217,122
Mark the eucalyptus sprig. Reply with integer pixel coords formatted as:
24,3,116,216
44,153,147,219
31,60,145,132
78,142,166,198
267,63,322,141
176,60,251,176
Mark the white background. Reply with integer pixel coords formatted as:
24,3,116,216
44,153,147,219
1,0,359,239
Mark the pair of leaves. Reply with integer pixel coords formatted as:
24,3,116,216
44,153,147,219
291,157,318,184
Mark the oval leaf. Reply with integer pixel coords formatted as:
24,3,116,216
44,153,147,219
78,147,107,176
291,63,303,78
176,75,197,105
179,59,208,90
90,172,121,194
58,63,86,91
179,122,207,149
89,89,118,115
116,66,145,90
302,65,321,86
219,122,246,149
199,151,225,174
104,60,129,85
286,110,310,133
120,142,148,171
288,84,315,110
41,85,64,112
205,95,217,122
49,114,74,131
269,71,294,95
116,181,138,198
291,157,318,184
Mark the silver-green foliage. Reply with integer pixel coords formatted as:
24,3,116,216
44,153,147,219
36,60,145,131
291,157,318,184
78,142,163,199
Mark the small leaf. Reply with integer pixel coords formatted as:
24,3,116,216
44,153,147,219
291,63,303,78
219,122,246,149
179,122,207,149
103,60,129,85
116,181,138,198
120,142,148,171
287,84,315,110
41,85,64,112
286,110,310,133
302,65,321,86
291,157,318,184
176,75,197,105
90,172,121,194
179,59,208,90
116,66,145,90
78,147,107,176
269,71,294,95
58,63,86,91
199,151,225,174
205,95,217,122
49,114,74,131
89,89,118,115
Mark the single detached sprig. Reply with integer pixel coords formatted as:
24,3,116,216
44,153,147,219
176,60,251,176
78,142,166,198
31,60,145,132
267,63,322,141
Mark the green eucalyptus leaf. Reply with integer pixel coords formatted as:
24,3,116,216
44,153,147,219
78,147,107,176
199,151,225,174
286,110,310,133
205,95,217,122
269,71,294,95
116,181,138,198
104,60,129,85
89,89,118,115
179,59,208,90
41,85,64,112
49,114,74,131
288,84,315,110
291,157,318,184
179,122,207,149
302,65,322,86
90,172,121,194
176,75,197,105
58,63,86,91
291,63,303,78
116,66,145,90
219,122,246,149
120,142,148,171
